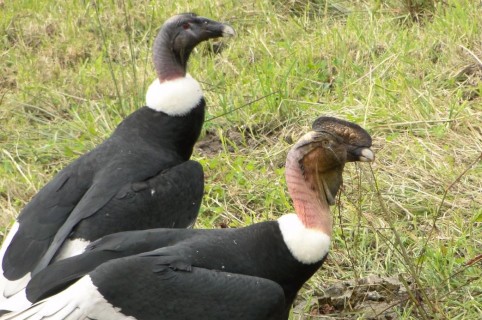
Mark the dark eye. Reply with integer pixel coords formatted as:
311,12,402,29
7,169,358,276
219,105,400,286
322,140,330,147
182,23,190,30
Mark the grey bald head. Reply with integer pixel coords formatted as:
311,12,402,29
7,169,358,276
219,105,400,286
153,13,235,81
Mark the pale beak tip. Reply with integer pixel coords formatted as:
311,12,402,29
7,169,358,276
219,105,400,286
359,148,375,162
222,25,236,37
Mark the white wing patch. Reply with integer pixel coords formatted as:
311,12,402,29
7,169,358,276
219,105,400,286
0,224,90,313
0,289,30,313
278,214,331,264
145,76,203,116
53,239,90,262
0,276,136,320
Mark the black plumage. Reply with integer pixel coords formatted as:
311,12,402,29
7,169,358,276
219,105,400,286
23,224,323,320
9,117,374,320
3,106,206,279
70,160,204,241
0,13,235,306
28,225,325,313
93,257,286,320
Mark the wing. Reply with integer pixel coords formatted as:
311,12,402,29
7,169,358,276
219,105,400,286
1,158,91,281
0,158,202,311
2,143,182,277
26,228,202,303
71,160,204,241
27,222,293,305
30,181,119,275
0,161,204,310
6,256,285,320
0,276,137,320
0,223,30,305
31,148,184,275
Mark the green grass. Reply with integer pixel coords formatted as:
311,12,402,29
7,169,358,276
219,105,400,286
1,0,481,318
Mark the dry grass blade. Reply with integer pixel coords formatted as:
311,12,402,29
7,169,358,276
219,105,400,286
417,152,482,273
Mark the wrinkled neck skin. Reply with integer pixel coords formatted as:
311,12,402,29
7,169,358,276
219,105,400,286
285,149,333,236
153,32,191,82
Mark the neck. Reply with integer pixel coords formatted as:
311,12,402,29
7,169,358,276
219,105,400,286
153,33,191,82
285,149,332,236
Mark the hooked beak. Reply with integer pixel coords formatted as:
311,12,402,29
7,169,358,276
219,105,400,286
295,129,374,206
221,25,236,37
359,148,375,162
200,18,236,39
348,146,375,162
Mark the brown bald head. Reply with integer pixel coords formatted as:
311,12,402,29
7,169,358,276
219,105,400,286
288,117,374,206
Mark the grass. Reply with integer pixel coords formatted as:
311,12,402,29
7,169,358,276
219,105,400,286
1,0,481,318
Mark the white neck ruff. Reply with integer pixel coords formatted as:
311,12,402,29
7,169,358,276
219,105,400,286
278,214,331,264
145,75,203,116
